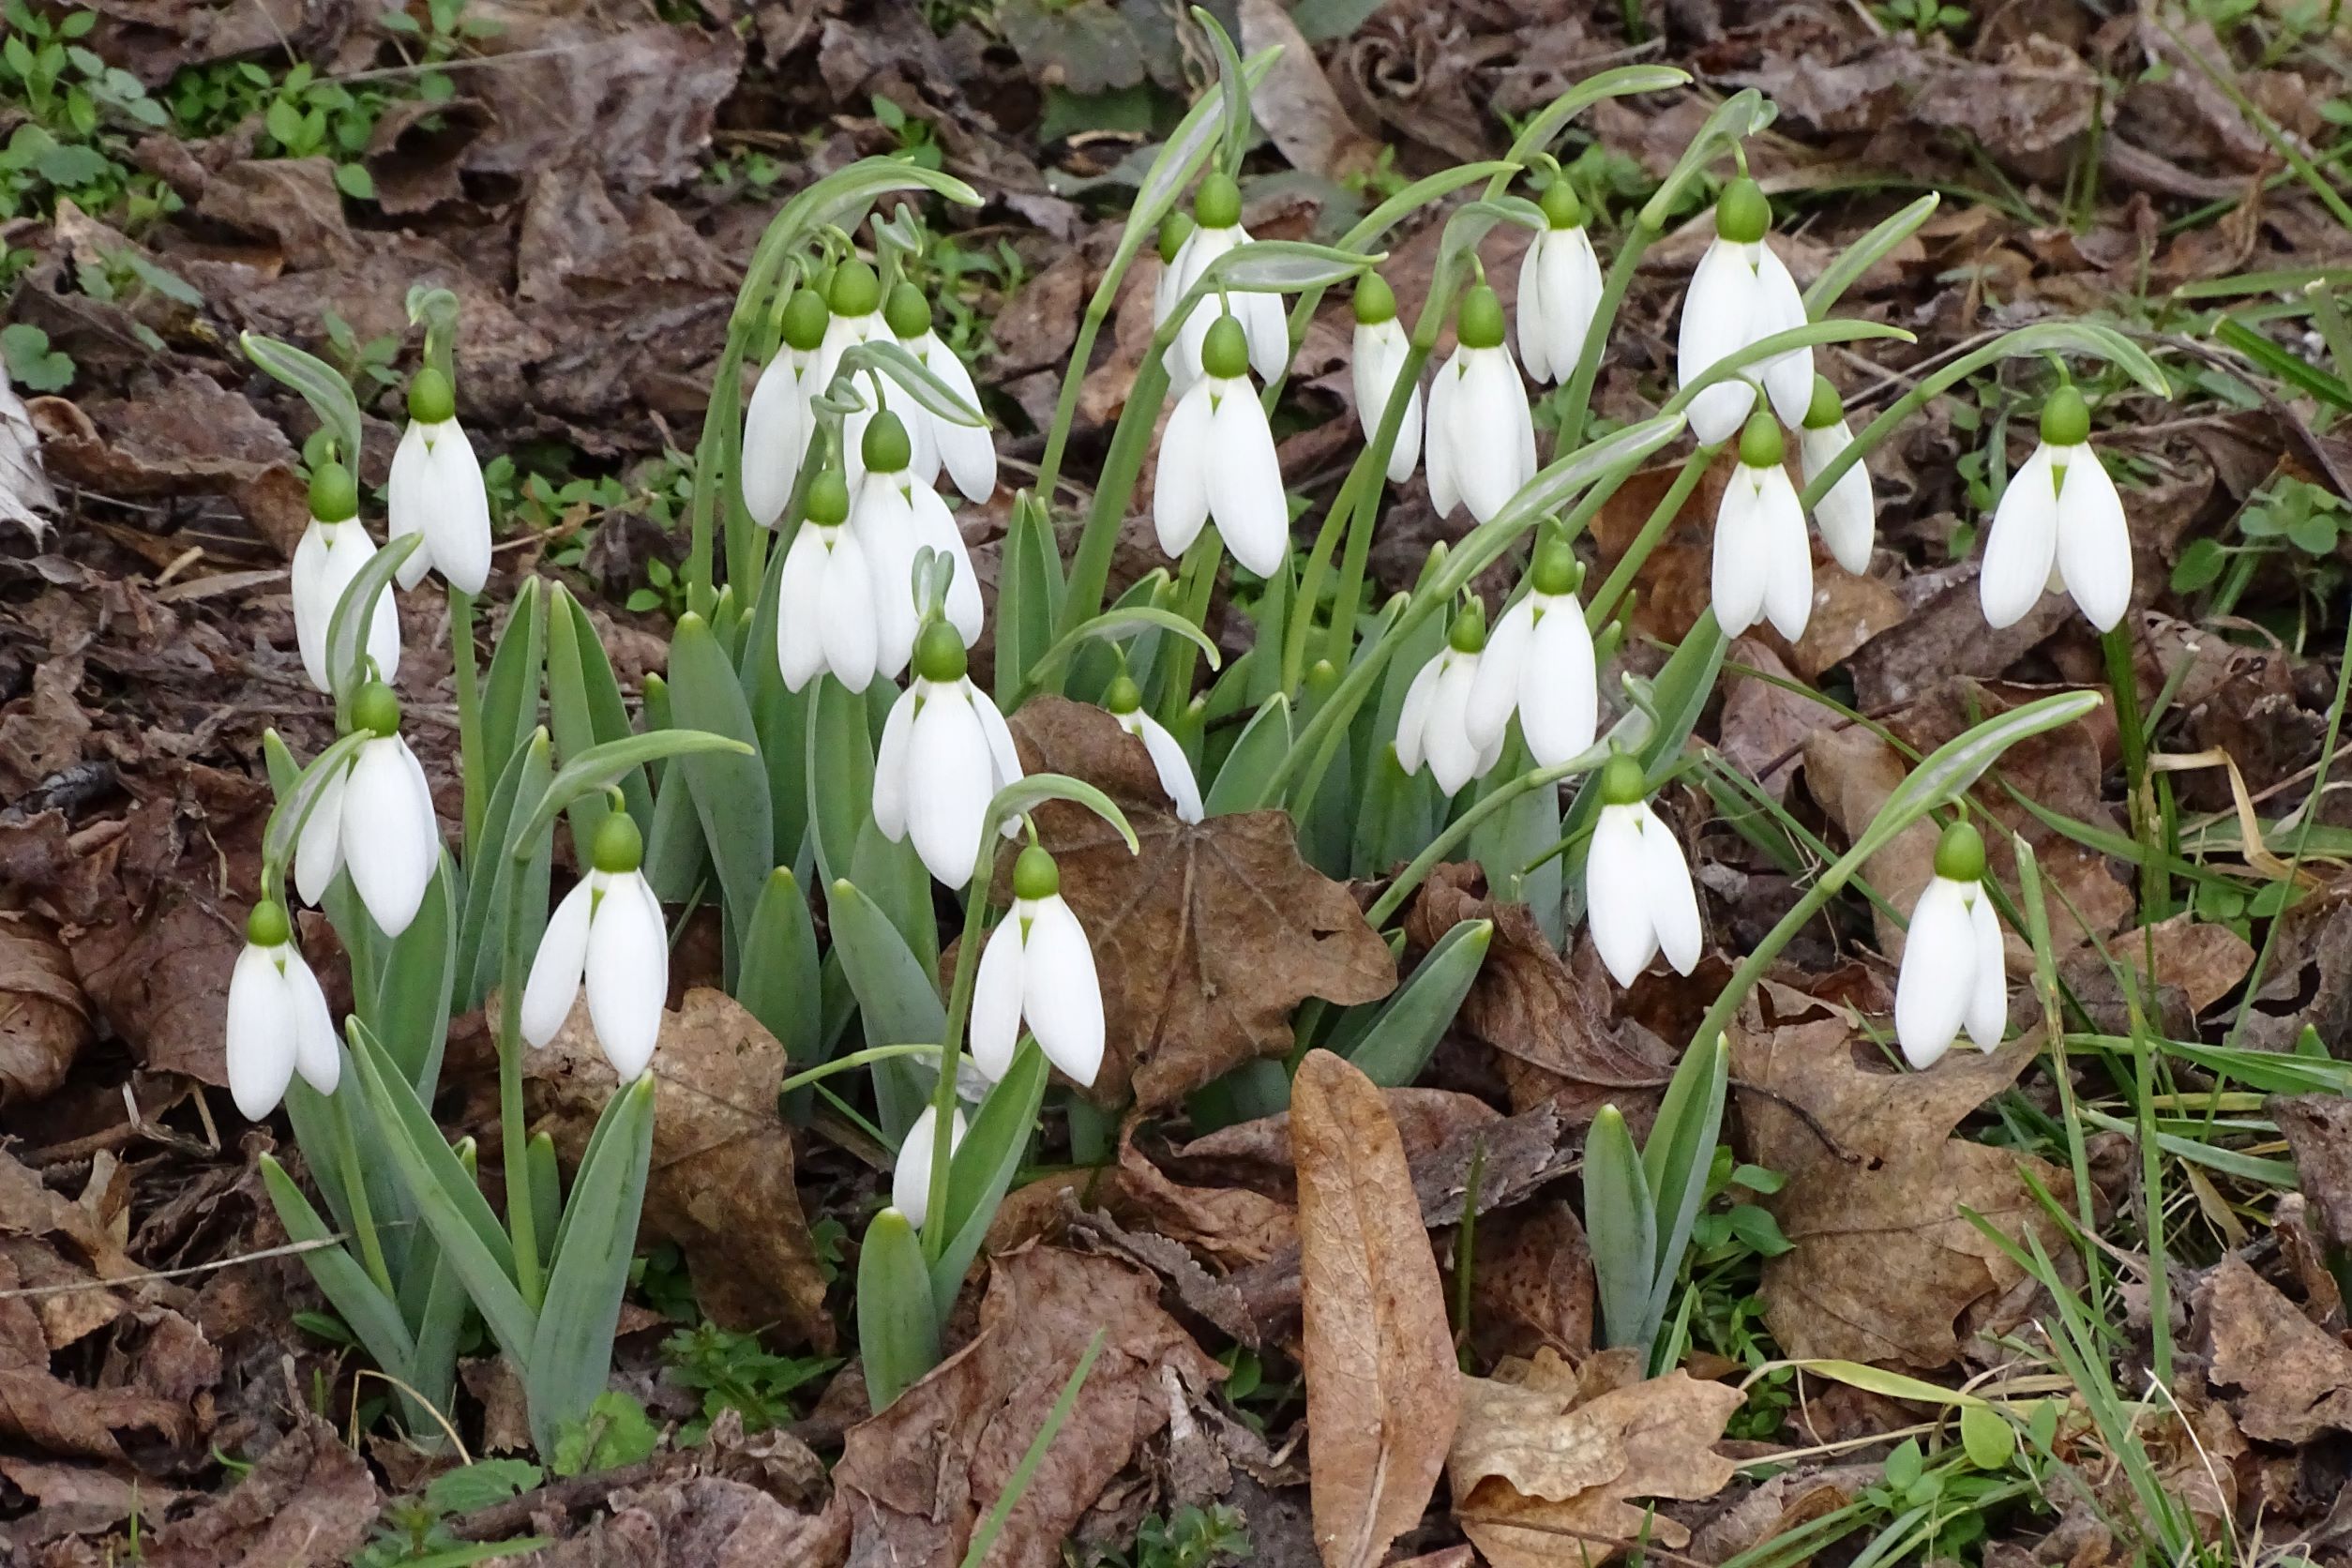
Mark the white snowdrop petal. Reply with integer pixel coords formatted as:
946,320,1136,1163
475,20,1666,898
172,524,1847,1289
294,761,350,907
1980,444,2062,629
853,479,922,681
1424,357,1462,519
820,528,880,693
1678,241,1757,445
970,683,1025,801
1240,287,1291,384
226,945,299,1121
422,423,493,596
1543,228,1604,384
1204,384,1289,577
326,524,402,686
1393,654,1443,776
1802,421,1876,575
1753,245,1816,428
742,354,807,527
1023,895,1105,1088
926,344,998,504
585,870,668,1079
343,738,437,938
2056,447,2132,633
283,946,342,1096
911,484,984,647
1390,383,1425,486
521,876,597,1048
871,686,919,842
892,1106,964,1229
1757,462,1815,642
1464,597,1534,753
1585,804,1658,987
970,917,1026,1082
387,422,436,590
1895,877,1974,1069
291,521,336,692
1963,886,2009,1051
1153,380,1215,561
776,528,829,692
1135,712,1204,823
906,695,993,887
1520,600,1598,766
1454,350,1533,523
1636,803,1704,975
1515,240,1554,384
1425,653,1485,795
1711,474,1772,639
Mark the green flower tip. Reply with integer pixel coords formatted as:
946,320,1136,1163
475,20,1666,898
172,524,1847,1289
1157,210,1195,264
1012,843,1061,901
1105,671,1143,715
1532,537,1580,597
1714,176,1771,245
309,460,358,523
1736,411,1785,469
1456,284,1506,351
912,617,967,684
862,409,912,474
884,281,931,339
1599,752,1647,806
1933,820,1987,882
806,467,851,525
1193,172,1242,231
781,288,830,353
828,258,882,318
2040,385,2090,447
1352,271,1397,326
1803,374,1844,431
1538,177,1585,231
591,807,644,875
246,898,291,948
353,679,401,739
406,365,454,425
1447,596,1488,654
1200,314,1250,381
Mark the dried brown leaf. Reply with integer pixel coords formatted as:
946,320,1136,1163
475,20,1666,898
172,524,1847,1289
0,915,91,1107
2273,1094,2352,1254
1467,1201,1595,1364
147,1412,375,1567
1293,1050,1458,1568
2197,1254,2352,1444
1241,0,1380,180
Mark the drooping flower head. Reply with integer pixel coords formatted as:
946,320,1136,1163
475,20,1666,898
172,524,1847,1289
1585,753,1704,988
1153,313,1289,578
1106,671,1202,822
1396,597,1504,796
1800,375,1875,575
742,286,831,528
973,844,1105,1088
874,619,1025,888
1157,172,1289,393
885,281,997,505
291,459,400,694
1426,283,1536,523
295,679,440,939
1978,385,2130,633
1712,412,1813,641
1894,820,2008,1070
894,1103,965,1228
386,367,493,596
776,466,879,694
520,806,669,1079
1677,176,1812,446
1466,535,1597,766
1350,272,1421,485
1517,178,1605,387
224,897,340,1120
852,410,982,679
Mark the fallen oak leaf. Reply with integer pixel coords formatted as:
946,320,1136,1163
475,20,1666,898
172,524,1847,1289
1010,697,1395,1112
2195,1254,2352,1444
1293,1050,1458,1568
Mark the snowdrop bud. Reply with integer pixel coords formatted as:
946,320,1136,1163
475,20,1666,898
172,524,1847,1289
291,460,400,694
224,899,339,1120
1425,284,1537,523
852,413,982,676
1711,413,1813,641
1351,273,1421,485
1677,176,1812,445
873,621,1025,888
776,467,880,693
1465,536,1598,766
972,845,1106,1087
1517,179,1605,386
1584,755,1704,987
742,288,831,528
1979,385,2131,633
1153,315,1289,577
893,1104,965,1229
1107,671,1203,822
520,807,669,1078
1395,599,1503,795
1159,211,1195,264
1894,821,2008,1069
1800,375,1875,575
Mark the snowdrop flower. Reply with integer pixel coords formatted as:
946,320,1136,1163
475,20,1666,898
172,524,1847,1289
1799,374,1875,574
1466,537,1597,765
893,1104,965,1229
1516,180,1605,386
776,468,879,693
290,460,400,694
874,620,1024,888
1713,413,1813,641
1426,284,1537,524
520,807,668,1079
1585,754,1703,987
852,412,982,680
1351,273,1421,484
1156,173,1289,393
1895,821,2007,1069
224,899,339,1120
385,368,491,596
1153,314,1289,578
972,845,1104,1086
294,681,440,938
1396,599,1504,796
740,287,830,528
812,258,888,412
1978,385,2131,632
1677,176,1811,446
1106,671,1202,822
885,282,997,505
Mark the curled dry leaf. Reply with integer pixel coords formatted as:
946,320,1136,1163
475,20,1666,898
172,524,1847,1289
1448,1349,1742,1564
0,915,92,1106
1292,1050,1459,1568
145,1412,376,1568
528,986,831,1348
1010,697,1395,1112
2196,1255,2352,1445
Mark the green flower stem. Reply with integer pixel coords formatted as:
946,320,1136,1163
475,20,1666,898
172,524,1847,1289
780,1042,942,1095
1284,461,1364,693
1054,352,1174,655
1317,341,1436,679
1034,293,1116,506
2102,624,2168,920
685,334,750,616
923,866,995,1265
329,1084,395,1297
1584,444,1715,632
1364,748,1605,929
496,856,544,1307
450,586,486,859
1154,531,1223,721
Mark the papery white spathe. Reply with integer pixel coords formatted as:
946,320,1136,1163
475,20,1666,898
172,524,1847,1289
1426,340,1536,523
520,865,670,1078
1395,645,1503,795
1800,416,1875,575
294,731,440,938
1893,874,2007,1070
1351,313,1422,485
972,896,1104,1088
1158,223,1289,394
291,517,400,694
1465,587,1597,766
852,466,983,680
1585,798,1704,987
1517,224,1605,386
224,931,339,1120
873,672,1024,888
1153,345,1289,578
386,416,493,595
1978,440,2131,633
893,1104,966,1229
1711,448,1814,641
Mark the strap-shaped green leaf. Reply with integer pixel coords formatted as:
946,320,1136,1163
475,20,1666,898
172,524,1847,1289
805,676,877,887
1583,1105,1656,1352
511,728,755,856
261,729,369,875
546,583,648,860
659,614,772,948
740,868,823,1067
927,1039,1048,1327
828,879,946,1140
476,579,548,807
834,339,985,430
326,532,424,726
1203,693,1290,818
372,850,460,1096
1337,918,1491,1088
1194,6,1251,175
994,491,1065,707
852,817,938,977
857,1207,940,1412
1805,193,1938,319
458,731,547,1006
527,1073,655,1453
242,332,363,467
1636,1030,1727,1360
262,1154,417,1377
